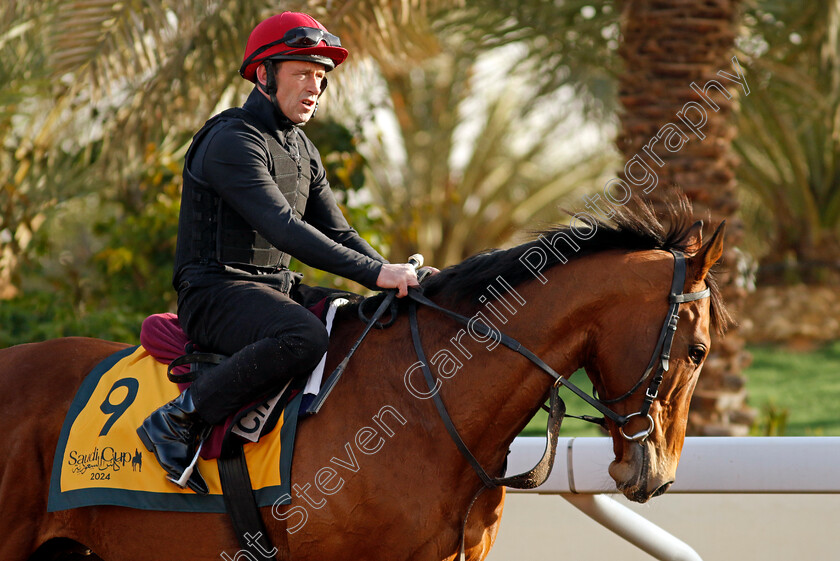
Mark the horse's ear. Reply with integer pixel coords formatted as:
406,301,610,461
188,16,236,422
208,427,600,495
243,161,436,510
689,221,726,282
684,220,704,256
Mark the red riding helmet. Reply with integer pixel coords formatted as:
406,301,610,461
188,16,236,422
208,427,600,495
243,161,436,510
239,12,348,81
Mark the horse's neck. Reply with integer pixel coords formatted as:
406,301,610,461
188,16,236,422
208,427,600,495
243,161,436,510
316,256,618,483
407,262,602,473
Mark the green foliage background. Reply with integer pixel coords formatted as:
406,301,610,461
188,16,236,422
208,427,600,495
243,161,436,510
2,1,839,348
0,116,372,346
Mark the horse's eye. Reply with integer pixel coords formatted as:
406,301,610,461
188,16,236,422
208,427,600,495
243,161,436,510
688,345,707,365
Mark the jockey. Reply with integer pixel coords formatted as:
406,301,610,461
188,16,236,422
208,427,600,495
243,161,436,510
137,11,419,493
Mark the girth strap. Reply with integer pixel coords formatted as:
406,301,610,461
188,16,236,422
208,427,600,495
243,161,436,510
217,443,282,560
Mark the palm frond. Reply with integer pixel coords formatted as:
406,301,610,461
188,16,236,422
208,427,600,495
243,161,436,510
339,39,616,265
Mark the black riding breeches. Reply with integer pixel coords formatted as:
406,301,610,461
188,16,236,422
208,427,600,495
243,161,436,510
176,277,329,425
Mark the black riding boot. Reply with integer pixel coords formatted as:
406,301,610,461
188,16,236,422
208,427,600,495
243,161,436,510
137,388,210,494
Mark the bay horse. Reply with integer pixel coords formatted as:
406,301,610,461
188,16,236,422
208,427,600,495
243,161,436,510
0,200,728,561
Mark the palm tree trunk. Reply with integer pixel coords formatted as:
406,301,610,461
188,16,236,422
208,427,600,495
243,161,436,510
617,0,753,435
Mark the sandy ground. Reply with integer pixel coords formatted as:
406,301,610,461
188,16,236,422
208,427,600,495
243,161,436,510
486,492,839,560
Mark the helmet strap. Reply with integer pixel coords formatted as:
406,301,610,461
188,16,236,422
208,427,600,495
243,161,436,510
260,60,284,118
312,76,327,118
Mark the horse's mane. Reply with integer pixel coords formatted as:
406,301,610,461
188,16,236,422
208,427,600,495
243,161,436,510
421,196,731,333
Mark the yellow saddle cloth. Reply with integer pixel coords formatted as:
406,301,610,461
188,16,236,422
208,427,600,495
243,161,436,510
48,345,299,512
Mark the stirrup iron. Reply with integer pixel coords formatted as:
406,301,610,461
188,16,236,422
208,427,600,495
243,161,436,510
167,441,204,488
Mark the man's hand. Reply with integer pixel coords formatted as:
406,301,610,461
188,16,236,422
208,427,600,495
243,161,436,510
376,263,420,298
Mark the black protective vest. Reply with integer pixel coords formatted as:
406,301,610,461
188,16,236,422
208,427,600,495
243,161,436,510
177,107,311,272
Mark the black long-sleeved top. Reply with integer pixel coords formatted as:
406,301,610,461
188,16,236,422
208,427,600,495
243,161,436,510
173,88,385,291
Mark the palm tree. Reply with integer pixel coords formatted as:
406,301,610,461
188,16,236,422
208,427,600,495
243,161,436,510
0,1,264,299
616,0,752,435
1,2,66,298
734,1,840,285
335,43,617,267
2,0,620,297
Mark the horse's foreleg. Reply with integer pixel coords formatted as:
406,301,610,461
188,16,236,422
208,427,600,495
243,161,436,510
464,487,506,561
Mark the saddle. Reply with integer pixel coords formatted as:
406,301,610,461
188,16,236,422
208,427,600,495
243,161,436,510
139,294,350,459
132,295,352,560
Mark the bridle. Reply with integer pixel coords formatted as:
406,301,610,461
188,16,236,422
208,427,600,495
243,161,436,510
310,248,711,486
594,249,711,441
397,248,712,559
406,248,711,452
304,249,712,560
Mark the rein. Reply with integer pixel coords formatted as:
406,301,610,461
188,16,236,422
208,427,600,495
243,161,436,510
302,249,709,559
408,301,567,489
405,249,710,476
401,249,709,559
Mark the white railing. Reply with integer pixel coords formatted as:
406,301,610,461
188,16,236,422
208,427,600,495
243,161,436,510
505,437,840,560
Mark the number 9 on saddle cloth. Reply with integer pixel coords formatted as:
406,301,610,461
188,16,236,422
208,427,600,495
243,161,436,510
140,287,355,460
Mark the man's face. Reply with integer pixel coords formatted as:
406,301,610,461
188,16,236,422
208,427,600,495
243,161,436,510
271,60,327,124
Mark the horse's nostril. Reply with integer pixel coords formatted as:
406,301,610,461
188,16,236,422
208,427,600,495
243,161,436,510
652,481,673,497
